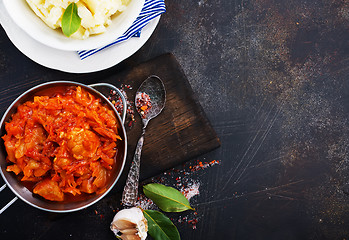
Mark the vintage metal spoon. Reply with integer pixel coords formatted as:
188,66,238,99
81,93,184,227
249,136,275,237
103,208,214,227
122,75,166,207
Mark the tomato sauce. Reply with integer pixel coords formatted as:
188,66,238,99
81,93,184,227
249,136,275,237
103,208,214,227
2,86,121,202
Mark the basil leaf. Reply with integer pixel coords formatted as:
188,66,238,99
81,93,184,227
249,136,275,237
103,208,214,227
61,3,81,37
143,183,194,212
143,210,180,240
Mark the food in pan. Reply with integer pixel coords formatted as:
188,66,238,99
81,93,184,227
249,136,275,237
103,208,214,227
2,86,122,201
25,0,131,39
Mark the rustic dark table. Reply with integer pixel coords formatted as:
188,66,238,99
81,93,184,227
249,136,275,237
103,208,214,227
1,0,349,239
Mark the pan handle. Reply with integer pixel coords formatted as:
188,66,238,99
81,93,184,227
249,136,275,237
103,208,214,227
0,184,18,214
89,83,127,124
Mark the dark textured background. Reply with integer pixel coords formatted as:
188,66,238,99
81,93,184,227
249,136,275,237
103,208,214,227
1,0,349,239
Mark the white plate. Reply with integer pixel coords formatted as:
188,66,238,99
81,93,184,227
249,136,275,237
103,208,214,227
3,0,145,51
0,1,159,73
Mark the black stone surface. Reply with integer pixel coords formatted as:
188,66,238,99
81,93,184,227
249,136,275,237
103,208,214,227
1,0,349,239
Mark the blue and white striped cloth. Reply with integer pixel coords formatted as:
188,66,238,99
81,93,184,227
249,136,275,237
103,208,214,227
78,0,166,60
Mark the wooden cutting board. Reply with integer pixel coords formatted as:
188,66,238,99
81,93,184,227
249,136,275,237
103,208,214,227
102,53,220,189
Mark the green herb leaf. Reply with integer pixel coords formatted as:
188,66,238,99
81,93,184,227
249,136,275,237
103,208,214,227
143,183,194,212
143,210,180,240
61,3,81,37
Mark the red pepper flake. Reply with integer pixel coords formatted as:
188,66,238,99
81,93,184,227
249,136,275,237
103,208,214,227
108,84,136,129
181,181,200,201
135,92,152,119
188,219,198,229
189,160,221,172
133,159,221,231
135,193,158,211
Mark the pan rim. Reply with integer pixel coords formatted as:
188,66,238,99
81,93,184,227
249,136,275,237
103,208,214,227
0,80,127,213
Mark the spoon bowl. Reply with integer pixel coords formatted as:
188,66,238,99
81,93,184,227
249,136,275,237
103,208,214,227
135,76,166,125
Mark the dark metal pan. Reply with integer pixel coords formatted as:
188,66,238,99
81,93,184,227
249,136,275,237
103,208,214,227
0,81,127,213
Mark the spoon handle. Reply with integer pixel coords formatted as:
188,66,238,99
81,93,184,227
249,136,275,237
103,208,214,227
121,132,145,207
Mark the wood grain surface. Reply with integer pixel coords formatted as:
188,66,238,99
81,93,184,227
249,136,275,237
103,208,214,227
101,53,221,187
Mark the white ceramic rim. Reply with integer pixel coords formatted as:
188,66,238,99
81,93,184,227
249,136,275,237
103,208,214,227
0,1,160,73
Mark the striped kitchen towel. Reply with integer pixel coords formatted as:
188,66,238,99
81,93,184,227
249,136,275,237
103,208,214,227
78,0,166,60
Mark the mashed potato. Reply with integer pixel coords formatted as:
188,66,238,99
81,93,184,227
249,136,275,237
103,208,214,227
26,0,131,39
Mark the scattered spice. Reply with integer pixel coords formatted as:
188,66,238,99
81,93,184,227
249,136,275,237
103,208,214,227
135,92,152,118
135,159,221,230
189,160,220,172
181,181,200,201
188,219,198,229
108,84,136,128
136,193,158,211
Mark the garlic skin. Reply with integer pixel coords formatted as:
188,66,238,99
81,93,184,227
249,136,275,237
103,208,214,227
110,207,148,240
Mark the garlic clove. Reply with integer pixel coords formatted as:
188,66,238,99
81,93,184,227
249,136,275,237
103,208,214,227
120,229,138,235
110,207,148,240
114,219,137,230
120,234,141,240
